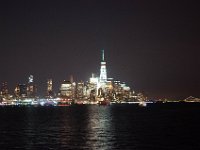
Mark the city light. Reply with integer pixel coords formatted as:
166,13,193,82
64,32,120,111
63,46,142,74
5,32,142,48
0,50,199,106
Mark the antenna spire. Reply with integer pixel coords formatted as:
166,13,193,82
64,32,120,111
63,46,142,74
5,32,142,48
102,49,105,61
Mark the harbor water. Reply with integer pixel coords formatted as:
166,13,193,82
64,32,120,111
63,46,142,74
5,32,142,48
0,103,200,149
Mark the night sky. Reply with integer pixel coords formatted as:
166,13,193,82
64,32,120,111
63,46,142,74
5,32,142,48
0,0,199,99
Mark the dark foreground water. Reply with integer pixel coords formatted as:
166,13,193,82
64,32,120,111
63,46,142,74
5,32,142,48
0,103,200,150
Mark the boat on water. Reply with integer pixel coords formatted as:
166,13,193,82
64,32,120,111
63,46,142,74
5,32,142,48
138,101,147,107
57,103,71,106
57,98,72,106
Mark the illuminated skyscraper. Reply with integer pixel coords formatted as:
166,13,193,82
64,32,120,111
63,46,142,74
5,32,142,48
47,79,53,92
59,80,72,98
76,81,84,99
99,49,107,83
27,75,37,98
28,75,33,83
46,79,54,98
0,82,8,96
15,84,27,98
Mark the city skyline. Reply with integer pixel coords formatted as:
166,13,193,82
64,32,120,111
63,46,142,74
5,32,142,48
0,49,134,100
0,0,199,99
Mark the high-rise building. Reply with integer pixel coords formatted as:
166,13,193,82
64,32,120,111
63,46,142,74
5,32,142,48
15,84,27,98
47,79,53,92
27,75,37,98
28,75,33,83
97,49,108,98
0,82,9,96
59,80,72,98
46,79,54,98
76,81,84,99
99,49,107,83
87,73,98,98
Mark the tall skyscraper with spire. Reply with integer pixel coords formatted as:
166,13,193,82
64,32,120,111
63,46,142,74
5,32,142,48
99,49,107,83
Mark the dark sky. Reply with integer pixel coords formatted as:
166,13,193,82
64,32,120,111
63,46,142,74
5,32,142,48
0,0,199,99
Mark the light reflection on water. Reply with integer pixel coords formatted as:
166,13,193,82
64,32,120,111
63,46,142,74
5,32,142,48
0,104,200,149
17,105,114,149
86,106,114,150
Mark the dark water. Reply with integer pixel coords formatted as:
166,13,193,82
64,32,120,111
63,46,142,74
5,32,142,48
0,103,200,150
